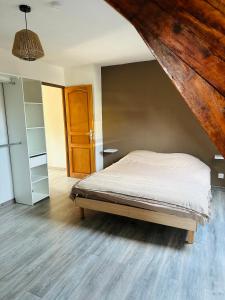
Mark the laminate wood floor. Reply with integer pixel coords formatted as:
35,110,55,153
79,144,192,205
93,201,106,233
0,169,225,300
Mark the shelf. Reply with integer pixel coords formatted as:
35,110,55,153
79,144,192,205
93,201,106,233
32,192,49,204
103,148,119,154
25,102,43,105
29,152,47,158
214,154,224,160
31,175,48,184
27,127,44,130
32,177,49,204
31,165,48,183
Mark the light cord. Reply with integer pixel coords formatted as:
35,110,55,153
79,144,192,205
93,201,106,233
24,11,31,60
25,11,28,30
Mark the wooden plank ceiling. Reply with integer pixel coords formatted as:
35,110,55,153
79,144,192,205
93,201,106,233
105,0,225,156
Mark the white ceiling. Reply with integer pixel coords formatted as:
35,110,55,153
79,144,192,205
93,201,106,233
0,0,154,68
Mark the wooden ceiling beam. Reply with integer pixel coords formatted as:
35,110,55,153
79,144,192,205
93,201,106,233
206,0,225,14
105,0,225,156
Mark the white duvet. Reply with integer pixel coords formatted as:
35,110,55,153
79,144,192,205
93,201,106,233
76,151,211,220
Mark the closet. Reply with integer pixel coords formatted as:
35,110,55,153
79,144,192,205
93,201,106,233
3,76,49,205
0,83,14,204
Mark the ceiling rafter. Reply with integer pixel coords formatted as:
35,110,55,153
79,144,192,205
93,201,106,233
105,0,225,156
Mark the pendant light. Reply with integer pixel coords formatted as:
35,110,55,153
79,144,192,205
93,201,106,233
12,5,44,61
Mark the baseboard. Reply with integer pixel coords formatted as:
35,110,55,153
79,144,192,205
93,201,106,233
212,185,225,190
0,198,15,207
48,166,67,171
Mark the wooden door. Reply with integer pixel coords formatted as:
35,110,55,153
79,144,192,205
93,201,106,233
64,85,95,178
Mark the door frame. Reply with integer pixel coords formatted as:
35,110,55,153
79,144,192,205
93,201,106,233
42,82,70,176
42,82,96,178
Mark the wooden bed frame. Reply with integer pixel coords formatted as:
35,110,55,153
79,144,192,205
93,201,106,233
75,197,198,244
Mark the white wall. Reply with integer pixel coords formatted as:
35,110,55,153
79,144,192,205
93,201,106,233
42,85,67,169
65,64,103,171
0,84,14,204
0,48,65,85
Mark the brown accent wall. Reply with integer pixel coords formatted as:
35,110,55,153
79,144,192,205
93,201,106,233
102,61,225,187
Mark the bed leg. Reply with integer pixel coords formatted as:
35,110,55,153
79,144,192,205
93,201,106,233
80,207,85,220
186,230,195,244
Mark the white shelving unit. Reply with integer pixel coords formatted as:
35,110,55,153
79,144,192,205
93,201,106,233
3,77,49,205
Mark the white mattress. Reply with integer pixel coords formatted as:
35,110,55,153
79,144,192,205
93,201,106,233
75,151,212,222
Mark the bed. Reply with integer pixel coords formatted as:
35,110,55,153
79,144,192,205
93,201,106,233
71,150,211,244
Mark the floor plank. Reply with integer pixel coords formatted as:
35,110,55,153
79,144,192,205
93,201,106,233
0,169,224,300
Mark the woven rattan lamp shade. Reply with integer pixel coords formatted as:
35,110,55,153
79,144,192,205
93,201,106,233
12,29,44,61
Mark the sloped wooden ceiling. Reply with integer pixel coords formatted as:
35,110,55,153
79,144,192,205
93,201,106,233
105,0,225,156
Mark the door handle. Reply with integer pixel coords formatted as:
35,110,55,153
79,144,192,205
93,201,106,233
0,142,22,148
89,130,94,140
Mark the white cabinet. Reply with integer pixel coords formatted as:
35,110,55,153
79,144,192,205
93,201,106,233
3,78,49,205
